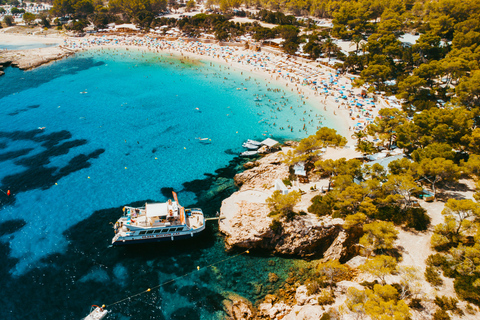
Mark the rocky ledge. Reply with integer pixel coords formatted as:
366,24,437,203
0,46,77,74
219,148,359,260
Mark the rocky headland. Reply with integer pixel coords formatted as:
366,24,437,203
0,46,77,75
219,147,359,261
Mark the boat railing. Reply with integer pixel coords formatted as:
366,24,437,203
124,207,146,217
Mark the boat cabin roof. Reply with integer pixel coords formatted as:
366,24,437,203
145,202,178,218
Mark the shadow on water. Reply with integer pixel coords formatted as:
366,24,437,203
0,155,252,319
181,155,250,217
7,104,40,116
0,129,104,206
0,57,104,100
0,201,219,319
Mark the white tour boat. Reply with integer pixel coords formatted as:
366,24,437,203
112,192,205,245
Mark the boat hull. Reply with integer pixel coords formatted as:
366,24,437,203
112,227,205,246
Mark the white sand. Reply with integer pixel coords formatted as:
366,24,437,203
0,32,63,45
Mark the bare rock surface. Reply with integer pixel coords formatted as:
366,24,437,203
258,302,291,319
282,305,324,320
259,286,324,320
223,293,255,320
233,151,289,189
0,46,77,73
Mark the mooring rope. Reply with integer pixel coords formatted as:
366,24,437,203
104,249,250,308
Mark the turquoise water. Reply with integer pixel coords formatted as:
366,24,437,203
0,48,334,319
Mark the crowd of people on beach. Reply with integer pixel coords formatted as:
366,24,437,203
64,35,386,136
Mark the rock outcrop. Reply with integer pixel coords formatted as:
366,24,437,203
223,293,255,320
257,286,326,320
219,149,358,260
0,46,77,75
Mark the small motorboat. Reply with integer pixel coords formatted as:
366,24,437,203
83,305,108,320
242,142,260,150
196,137,211,144
241,150,258,157
245,139,262,146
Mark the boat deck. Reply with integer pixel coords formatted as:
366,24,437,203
114,208,204,238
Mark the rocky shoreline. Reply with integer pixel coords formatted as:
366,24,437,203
0,46,77,75
219,148,445,320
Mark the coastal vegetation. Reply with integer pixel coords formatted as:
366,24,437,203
280,123,480,310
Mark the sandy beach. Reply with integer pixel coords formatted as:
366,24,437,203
0,32,63,45
0,29,75,72
0,27,64,45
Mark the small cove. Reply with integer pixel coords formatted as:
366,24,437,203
0,48,337,319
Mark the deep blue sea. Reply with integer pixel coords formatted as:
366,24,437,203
0,48,338,319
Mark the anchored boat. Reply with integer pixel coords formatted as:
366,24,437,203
242,139,262,150
112,192,205,246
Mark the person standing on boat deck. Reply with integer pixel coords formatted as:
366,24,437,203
167,199,174,219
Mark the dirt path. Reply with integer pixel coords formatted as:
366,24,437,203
395,179,480,318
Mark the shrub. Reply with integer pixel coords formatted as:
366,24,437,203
266,190,302,221
433,309,451,320
426,254,447,268
270,219,282,233
308,193,334,216
409,298,423,310
404,207,431,231
282,178,292,187
465,303,477,314
360,280,379,289
434,296,462,315
454,275,480,305
373,206,430,231
319,313,331,320
374,205,398,221
306,280,321,295
3,15,14,26
425,266,443,287
332,211,343,219
317,290,335,305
